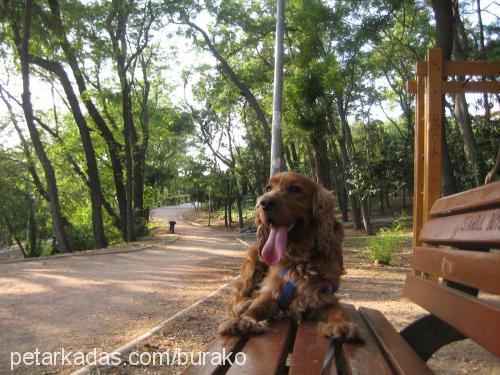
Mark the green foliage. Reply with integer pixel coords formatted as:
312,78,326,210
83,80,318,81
208,199,256,223
391,211,409,232
0,0,498,253
363,211,409,264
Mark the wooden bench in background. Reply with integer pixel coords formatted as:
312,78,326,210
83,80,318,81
185,49,500,375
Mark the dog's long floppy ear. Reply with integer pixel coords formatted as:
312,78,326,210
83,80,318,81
313,187,345,271
255,196,269,250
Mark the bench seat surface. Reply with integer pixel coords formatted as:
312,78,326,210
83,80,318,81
185,304,431,375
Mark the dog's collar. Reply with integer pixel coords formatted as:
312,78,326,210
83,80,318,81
277,269,339,311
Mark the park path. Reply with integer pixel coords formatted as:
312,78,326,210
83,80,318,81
0,205,246,374
0,244,24,261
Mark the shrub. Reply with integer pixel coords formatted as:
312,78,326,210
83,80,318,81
362,211,408,264
65,224,95,252
363,229,405,264
391,210,409,232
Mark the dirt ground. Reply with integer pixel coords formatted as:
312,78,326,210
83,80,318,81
92,211,498,375
1,206,498,374
0,205,246,374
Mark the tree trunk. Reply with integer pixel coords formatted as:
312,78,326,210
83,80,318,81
441,120,458,195
135,57,152,236
349,194,362,230
27,202,38,254
122,88,137,242
475,0,491,117
431,0,458,196
450,2,486,184
12,0,70,252
310,133,332,189
331,143,349,222
331,157,346,221
234,178,244,229
336,101,368,231
31,57,108,248
453,94,484,183
360,198,374,235
47,0,128,239
337,139,362,229
431,0,454,58
107,8,140,242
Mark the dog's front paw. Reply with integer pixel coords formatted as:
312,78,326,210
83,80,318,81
318,321,363,342
218,316,268,336
232,298,252,316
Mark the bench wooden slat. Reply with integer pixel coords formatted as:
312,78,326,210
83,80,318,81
184,335,247,375
419,207,500,247
404,274,500,356
289,321,335,375
442,81,500,93
341,304,393,375
412,247,500,295
429,181,500,217
414,60,500,76
359,307,433,374
225,319,294,375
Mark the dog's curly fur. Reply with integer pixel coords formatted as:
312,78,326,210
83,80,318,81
219,172,361,341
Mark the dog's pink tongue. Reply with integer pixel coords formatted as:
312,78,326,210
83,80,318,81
261,226,288,266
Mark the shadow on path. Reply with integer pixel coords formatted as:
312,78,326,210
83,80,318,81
0,205,247,374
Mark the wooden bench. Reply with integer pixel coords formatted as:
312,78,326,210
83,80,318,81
184,305,433,375
184,187,499,375
184,49,500,374
401,181,500,360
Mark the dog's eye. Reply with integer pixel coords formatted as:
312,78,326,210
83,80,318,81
288,185,301,193
265,185,272,192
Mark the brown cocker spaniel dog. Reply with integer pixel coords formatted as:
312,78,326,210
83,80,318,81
219,172,360,341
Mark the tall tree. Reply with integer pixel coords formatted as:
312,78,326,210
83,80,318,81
430,0,459,196
45,0,130,239
3,0,70,252
451,0,486,185
29,57,108,248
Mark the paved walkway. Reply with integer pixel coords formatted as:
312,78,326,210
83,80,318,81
0,205,246,374
0,245,23,261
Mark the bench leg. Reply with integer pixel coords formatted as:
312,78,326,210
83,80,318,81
400,314,465,361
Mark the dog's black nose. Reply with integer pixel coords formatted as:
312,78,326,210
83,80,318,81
260,196,277,211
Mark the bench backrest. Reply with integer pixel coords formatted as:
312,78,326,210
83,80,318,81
405,48,500,357
404,182,500,356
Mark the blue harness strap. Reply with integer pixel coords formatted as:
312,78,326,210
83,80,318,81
278,269,295,310
277,269,339,311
